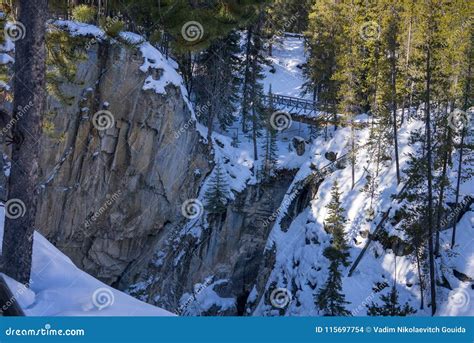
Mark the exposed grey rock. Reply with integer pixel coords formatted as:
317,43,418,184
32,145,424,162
130,171,296,315
35,41,210,285
292,136,305,156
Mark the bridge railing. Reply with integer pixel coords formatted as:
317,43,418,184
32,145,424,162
262,93,318,112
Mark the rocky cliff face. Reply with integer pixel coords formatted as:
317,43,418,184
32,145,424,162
126,170,315,315
35,40,210,285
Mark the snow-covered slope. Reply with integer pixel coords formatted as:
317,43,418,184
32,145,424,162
0,208,174,316
161,34,473,316
250,35,474,316
253,116,473,316
262,35,309,98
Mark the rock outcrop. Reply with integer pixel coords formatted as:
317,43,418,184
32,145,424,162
128,170,296,315
35,39,210,285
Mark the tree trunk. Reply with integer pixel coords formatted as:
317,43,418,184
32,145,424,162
241,27,253,134
2,0,47,285
416,246,424,310
451,128,465,248
350,124,355,189
452,54,471,248
434,104,451,256
390,45,401,184
425,46,436,316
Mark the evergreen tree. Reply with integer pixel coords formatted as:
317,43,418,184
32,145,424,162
325,181,350,264
315,181,351,316
303,0,340,109
48,0,266,52
315,247,351,316
367,286,416,316
2,0,47,285
205,160,230,215
194,30,241,146
241,12,267,160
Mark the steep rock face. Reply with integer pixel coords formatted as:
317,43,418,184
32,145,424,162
35,41,210,285
130,171,297,315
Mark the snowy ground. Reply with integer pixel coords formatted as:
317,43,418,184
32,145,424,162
250,36,474,316
0,208,173,316
150,33,473,317
262,36,309,99
207,34,474,317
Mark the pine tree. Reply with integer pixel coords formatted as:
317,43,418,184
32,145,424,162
194,30,241,146
2,0,47,285
241,12,267,161
303,0,340,110
367,286,416,316
46,29,88,105
315,181,351,316
325,181,350,264
315,247,351,316
204,161,230,215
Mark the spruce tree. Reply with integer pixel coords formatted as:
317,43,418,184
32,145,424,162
194,30,241,146
204,161,230,215
315,247,351,316
325,181,350,264
241,12,267,160
315,181,351,316
367,286,416,316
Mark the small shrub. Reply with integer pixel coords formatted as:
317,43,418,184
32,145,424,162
99,16,125,38
71,5,96,24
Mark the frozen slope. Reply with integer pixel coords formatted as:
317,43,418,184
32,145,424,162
254,116,473,316
262,35,309,99
0,208,174,316
249,35,474,316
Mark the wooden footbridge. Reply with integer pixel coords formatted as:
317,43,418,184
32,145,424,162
261,93,366,128
261,93,334,126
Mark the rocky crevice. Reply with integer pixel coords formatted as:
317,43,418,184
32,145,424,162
131,170,302,315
